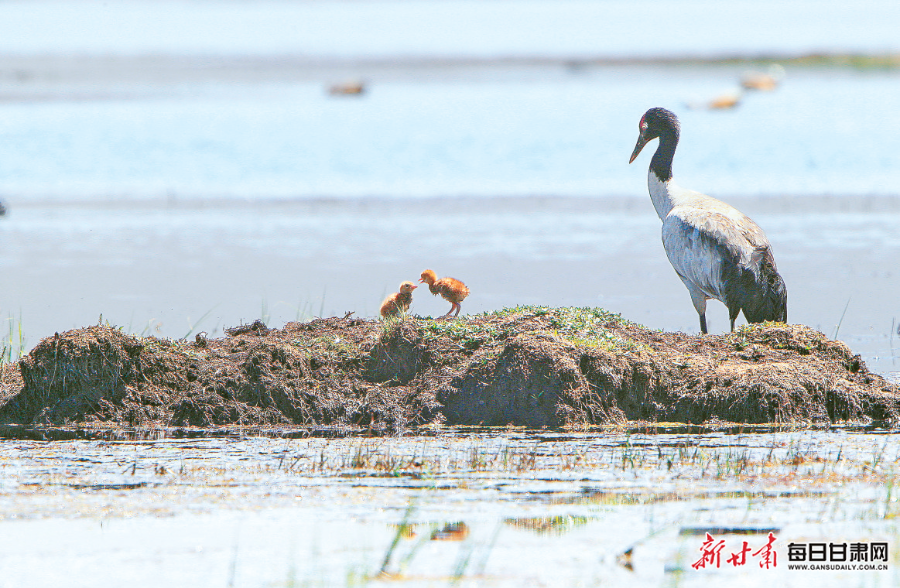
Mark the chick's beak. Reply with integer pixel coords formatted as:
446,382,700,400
418,278,424,283
629,132,648,164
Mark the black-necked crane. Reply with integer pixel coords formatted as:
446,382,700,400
628,107,787,334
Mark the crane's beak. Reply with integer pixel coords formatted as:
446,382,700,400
418,278,424,283
629,133,648,164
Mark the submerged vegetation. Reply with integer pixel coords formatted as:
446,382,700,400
7,428,900,586
258,432,900,501
7,430,900,521
4,429,900,585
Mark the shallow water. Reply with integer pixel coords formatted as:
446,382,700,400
2,1,900,200
2,196,898,382
1,429,899,587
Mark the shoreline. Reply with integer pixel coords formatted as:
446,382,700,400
3,51,899,78
2,51,899,104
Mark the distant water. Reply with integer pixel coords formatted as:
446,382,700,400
2,71,900,201
2,0,900,202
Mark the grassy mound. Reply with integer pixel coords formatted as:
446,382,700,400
0,307,896,433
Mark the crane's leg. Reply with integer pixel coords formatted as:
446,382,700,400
453,303,461,317
728,306,740,332
688,288,709,335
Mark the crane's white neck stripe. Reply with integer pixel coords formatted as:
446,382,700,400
648,170,674,221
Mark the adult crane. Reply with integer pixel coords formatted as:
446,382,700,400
628,107,787,334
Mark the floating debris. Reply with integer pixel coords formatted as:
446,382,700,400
431,522,469,541
741,64,786,91
687,90,742,110
328,79,366,96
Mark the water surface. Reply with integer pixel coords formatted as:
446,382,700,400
1,429,898,587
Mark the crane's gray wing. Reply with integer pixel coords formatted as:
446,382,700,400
661,208,758,302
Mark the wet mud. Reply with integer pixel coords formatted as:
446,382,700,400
0,307,896,434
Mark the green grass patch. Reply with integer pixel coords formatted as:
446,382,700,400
418,319,506,350
418,306,645,354
1,312,26,364
544,307,644,353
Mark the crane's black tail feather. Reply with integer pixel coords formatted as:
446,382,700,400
724,246,787,326
742,248,787,324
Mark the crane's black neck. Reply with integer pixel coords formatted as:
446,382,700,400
649,126,679,183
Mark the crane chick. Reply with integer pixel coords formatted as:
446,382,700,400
379,281,417,318
419,269,469,318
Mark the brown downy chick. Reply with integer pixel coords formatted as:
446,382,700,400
380,281,417,318
419,269,469,318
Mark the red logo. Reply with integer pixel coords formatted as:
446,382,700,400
693,532,777,570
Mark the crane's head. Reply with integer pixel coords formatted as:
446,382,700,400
629,107,680,164
419,269,437,286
